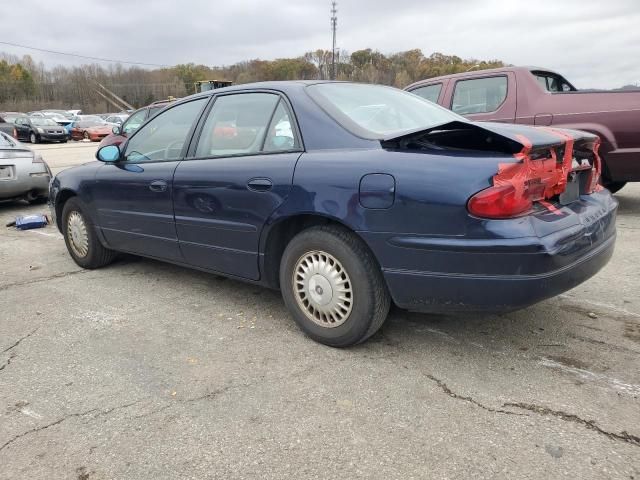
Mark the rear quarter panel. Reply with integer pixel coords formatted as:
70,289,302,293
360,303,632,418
272,148,513,237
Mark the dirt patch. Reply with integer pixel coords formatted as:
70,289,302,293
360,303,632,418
624,321,640,344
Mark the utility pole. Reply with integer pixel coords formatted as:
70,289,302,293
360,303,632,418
331,1,337,80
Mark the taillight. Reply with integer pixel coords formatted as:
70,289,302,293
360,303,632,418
468,184,532,219
12,128,17,139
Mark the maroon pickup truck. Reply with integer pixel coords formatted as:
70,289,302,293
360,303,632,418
406,66,640,192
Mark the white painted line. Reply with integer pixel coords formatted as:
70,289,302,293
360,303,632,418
19,408,43,419
26,229,62,239
540,358,640,395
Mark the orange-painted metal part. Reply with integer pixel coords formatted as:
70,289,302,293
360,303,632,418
492,128,602,210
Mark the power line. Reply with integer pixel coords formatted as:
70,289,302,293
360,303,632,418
0,40,171,68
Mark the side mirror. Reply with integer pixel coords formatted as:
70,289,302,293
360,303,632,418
96,145,120,162
112,125,122,135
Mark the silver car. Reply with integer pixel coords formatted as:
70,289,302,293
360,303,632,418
0,132,51,203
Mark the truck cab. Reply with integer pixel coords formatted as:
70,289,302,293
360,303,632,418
406,66,640,192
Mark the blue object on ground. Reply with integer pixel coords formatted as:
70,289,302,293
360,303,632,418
15,214,49,230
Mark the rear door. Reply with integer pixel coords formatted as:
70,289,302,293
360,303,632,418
447,73,516,123
14,118,29,141
173,92,302,280
92,97,209,261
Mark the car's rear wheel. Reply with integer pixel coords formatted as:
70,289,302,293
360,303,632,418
280,225,390,347
30,132,38,144
62,197,116,269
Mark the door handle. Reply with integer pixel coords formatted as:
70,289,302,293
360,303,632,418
247,178,273,192
149,180,167,192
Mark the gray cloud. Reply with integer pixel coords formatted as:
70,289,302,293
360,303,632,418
3,0,639,88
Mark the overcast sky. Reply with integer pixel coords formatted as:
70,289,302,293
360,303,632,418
2,0,639,88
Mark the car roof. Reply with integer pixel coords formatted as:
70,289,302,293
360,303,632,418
405,66,565,89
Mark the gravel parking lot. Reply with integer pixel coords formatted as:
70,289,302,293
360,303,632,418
1,142,639,479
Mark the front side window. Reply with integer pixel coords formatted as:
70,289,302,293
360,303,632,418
124,98,207,163
306,83,463,139
410,83,442,104
122,109,147,135
195,93,296,157
452,76,508,115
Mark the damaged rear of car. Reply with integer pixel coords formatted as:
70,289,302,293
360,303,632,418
306,83,617,313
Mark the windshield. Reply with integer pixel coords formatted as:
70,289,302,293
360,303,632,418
76,121,104,128
306,83,464,139
79,115,105,123
31,118,58,126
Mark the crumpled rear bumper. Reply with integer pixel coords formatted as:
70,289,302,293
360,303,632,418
361,190,618,313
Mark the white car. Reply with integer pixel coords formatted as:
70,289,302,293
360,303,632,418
0,132,51,203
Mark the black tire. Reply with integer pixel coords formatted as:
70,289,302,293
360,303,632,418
602,180,626,194
30,132,39,144
61,197,116,269
83,131,90,140
279,225,391,347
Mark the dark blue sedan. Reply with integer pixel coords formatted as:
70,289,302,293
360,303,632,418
49,81,617,346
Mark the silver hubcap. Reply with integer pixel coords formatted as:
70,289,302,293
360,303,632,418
67,211,89,257
293,250,353,328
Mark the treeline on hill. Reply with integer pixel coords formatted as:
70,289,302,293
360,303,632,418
0,49,504,113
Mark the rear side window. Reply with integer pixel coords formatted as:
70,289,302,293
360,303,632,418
411,84,442,103
452,76,508,114
195,93,297,157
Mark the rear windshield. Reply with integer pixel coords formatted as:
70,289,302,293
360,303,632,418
306,83,463,139
0,132,16,147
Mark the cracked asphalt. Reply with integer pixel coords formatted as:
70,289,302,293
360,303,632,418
1,143,639,479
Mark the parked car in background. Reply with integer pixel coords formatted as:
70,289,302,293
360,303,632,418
0,131,51,203
0,112,26,125
69,119,113,141
405,66,640,193
0,115,18,137
50,82,616,347
99,98,177,147
14,116,68,143
104,114,129,125
29,110,75,135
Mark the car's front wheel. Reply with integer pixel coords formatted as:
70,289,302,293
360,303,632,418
62,197,116,269
30,132,38,144
280,225,391,347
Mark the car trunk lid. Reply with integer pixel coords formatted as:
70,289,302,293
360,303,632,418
381,121,602,218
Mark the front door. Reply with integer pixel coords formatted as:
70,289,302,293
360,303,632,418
92,97,209,261
173,92,302,280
